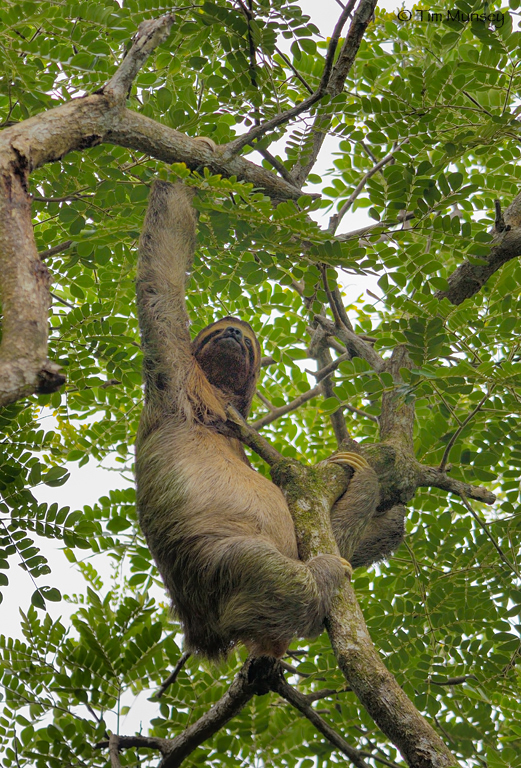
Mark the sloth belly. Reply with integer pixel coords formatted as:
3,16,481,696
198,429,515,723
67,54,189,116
136,419,299,561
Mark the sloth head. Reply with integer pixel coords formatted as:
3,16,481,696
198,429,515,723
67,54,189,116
192,316,261,416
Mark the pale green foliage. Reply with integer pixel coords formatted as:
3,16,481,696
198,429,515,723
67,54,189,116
1,0,521,766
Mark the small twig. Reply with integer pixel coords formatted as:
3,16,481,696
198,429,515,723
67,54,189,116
280,660,311,677
460,495,521,579
272,674,370,768
344,403,378,423
494,199,508,232
33,193,93,203
252,353,351,429
251,382,318,427
154,651,191,699
50,292,75,309
438,388,492,471
38,239,73,259
223,3,353,157
328,143,407,235
274,46,314,94
429,675,478,686
305,687,350,703
336,211,416,241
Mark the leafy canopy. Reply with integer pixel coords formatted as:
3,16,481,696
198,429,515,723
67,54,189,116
1,0,521,766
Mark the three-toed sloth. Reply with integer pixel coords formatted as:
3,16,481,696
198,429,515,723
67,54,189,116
135,181,404,660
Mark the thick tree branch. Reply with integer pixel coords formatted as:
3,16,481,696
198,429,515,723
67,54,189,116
0,166,65,406
436,190,521,305
0,14,316,409
268,457,458,768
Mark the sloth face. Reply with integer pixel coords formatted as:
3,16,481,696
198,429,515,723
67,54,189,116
192,317,260,408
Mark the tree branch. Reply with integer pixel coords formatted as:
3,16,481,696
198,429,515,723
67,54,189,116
0,162,65,406
38,240,73,259
103,15,177,102
159,657,276,768
109,733,122,768
459,495,520,578
416,466,496,505
291,0,378,188
252,353,351,429
154,651,191,699
272,672,371,768
0,14,321,409
328,143,406,235
222,1,354,159
224,405,284,466
436,190,521,305
314,315,385,373
268,449,458,767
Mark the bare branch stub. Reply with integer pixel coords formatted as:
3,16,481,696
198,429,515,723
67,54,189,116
102,14,176,103
417,465,496,505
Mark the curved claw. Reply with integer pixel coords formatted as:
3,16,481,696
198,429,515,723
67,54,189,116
337,556,353,580
327,451,370,472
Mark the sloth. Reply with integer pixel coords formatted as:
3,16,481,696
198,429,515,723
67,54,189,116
135,181,404,660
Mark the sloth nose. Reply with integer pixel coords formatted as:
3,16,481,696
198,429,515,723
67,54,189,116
226,327,243,340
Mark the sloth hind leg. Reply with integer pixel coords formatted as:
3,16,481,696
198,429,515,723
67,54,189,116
213,536,348,657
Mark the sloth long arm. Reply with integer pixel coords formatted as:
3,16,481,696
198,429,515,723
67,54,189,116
137,181,197,408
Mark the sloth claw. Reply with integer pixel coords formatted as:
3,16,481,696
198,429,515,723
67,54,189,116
337,556,353,580
327,451,369,472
